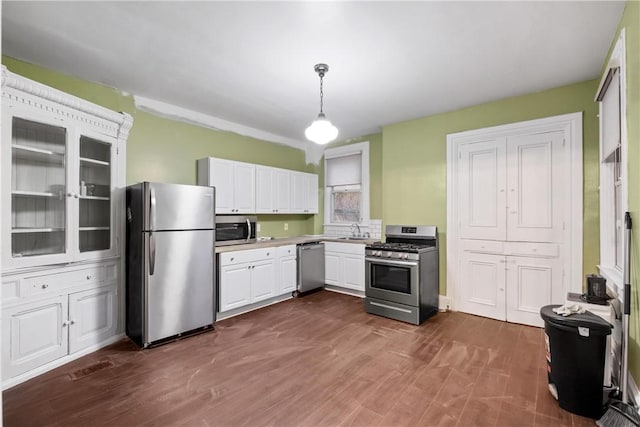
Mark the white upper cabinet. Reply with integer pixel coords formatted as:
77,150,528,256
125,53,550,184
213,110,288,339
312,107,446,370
458,131,565,243
255,166,291,214
197,158,256,214
290,171,318,214
1,67,132,270
199,157,317,215
458,138,507,240
506,131,565,243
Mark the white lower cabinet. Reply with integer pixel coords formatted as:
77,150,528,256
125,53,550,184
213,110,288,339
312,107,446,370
2,281,118,380
278,245,297,294
219,245,296,313
324,242,365,292
457,241,563,327
1,261,120,385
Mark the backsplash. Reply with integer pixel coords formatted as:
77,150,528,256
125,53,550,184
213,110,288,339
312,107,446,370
323,219,382,240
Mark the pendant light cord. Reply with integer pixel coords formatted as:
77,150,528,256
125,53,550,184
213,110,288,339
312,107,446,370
319,72,324,114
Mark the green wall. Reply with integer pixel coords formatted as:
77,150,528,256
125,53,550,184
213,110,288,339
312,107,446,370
602,1,640,390
381,79,600,296
2,56,317,238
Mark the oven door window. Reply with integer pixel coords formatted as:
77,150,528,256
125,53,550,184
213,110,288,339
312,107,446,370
370,264,412,294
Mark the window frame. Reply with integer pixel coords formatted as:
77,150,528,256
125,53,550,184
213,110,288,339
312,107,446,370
596,29,627,294
323,141,370,226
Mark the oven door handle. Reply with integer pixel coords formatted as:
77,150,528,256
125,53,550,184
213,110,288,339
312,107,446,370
365,257,418,267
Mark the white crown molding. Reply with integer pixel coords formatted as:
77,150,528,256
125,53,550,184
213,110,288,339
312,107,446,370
133,95,324,165
2,66,130,133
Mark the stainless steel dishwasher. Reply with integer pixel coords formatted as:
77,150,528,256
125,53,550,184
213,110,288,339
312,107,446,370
296,242,325,295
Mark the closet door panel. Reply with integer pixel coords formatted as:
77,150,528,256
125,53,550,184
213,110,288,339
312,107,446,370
458,139,507,240
506,131,564,243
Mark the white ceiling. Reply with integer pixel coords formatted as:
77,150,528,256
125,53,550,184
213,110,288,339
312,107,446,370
2,1,626,148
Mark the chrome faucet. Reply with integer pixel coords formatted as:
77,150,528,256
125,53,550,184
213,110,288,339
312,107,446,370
351,223,361,237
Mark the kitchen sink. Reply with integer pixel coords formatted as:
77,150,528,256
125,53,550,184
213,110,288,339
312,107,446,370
337,236,371,241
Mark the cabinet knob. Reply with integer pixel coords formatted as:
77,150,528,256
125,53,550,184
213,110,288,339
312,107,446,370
266,252,270,256
69,319,76,325
62,320,69,327
86,275,92,280
230,257,234,261
41,284,48,289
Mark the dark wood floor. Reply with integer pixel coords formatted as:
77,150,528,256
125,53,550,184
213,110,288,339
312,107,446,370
4,291,596,426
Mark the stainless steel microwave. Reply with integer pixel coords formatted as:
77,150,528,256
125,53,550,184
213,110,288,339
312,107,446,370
215,215,257,246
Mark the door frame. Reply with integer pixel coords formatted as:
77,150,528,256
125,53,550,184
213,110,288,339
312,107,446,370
446,112,583,312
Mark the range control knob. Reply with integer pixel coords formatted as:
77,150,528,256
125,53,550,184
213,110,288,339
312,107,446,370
403,253,409,260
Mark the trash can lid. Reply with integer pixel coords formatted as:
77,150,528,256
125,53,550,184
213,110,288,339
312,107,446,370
540,305,613,334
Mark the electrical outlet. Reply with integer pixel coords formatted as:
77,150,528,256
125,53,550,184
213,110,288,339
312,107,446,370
256,223,261,232
284,223,288,231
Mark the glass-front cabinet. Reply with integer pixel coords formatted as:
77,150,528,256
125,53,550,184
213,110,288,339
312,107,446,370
1,67,132,270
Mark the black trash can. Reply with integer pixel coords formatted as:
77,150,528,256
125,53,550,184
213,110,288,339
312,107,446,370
540,305,613,419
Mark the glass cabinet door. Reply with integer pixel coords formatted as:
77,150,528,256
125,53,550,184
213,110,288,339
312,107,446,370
77,135,113,253
10,117,68,259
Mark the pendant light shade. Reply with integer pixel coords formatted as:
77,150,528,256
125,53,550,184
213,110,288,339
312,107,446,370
306,63,338,145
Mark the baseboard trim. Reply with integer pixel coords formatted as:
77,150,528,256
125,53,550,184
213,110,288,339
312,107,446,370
216,293,293,321
324,285,364,298
439,295,451,312
2,333,125,390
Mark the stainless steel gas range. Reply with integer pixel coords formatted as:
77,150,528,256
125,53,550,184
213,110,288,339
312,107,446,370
364,225,439,325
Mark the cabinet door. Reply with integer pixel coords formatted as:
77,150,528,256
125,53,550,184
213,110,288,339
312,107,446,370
506,256,563,328
2,295,68,379
305,173,318,214
233,163,256,213
68,284,117,354
290,172,306,213
458,251,506,321
255,166,274,213
506,131,565,243
280,256,297,294
211,159,235,213
324,252,341,286
342,254,365,291
76,132,119,260
274,168,291,213
458,139,507,240
251,260,276,302
219,264,252,312
3,113,71,269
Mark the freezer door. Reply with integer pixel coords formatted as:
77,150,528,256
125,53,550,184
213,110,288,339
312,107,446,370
144,182,214,231
145,230,214,344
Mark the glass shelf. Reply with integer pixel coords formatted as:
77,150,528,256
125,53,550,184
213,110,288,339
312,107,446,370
79,195,110,201
12,227,65,234
12,144,65,163
79,157,110,167
12,190,61,198
79,226,110,231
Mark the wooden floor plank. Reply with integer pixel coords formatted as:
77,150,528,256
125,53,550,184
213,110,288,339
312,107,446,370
2,291,594,426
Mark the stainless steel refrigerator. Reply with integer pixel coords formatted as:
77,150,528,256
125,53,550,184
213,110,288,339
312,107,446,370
125,182,215,348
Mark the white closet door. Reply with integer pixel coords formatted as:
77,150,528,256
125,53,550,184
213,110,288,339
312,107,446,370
458,251,506,321
506,256,563,327
458,138,507,240
506,131,565,243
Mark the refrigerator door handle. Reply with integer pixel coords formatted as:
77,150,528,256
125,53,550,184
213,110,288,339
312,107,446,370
150,185,157,231
246,218,252,242
149,232,156,276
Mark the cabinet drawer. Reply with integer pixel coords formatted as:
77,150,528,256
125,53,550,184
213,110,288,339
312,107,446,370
461,240,504,254
277,245,296,258
23,265,106,297
220,247,276,266
505,242,559,258
323,242,365,255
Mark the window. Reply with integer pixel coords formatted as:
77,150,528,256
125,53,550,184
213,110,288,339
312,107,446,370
324,142,369,225
597,30,626,288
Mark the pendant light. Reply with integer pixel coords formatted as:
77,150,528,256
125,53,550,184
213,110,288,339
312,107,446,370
305,63,339,145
